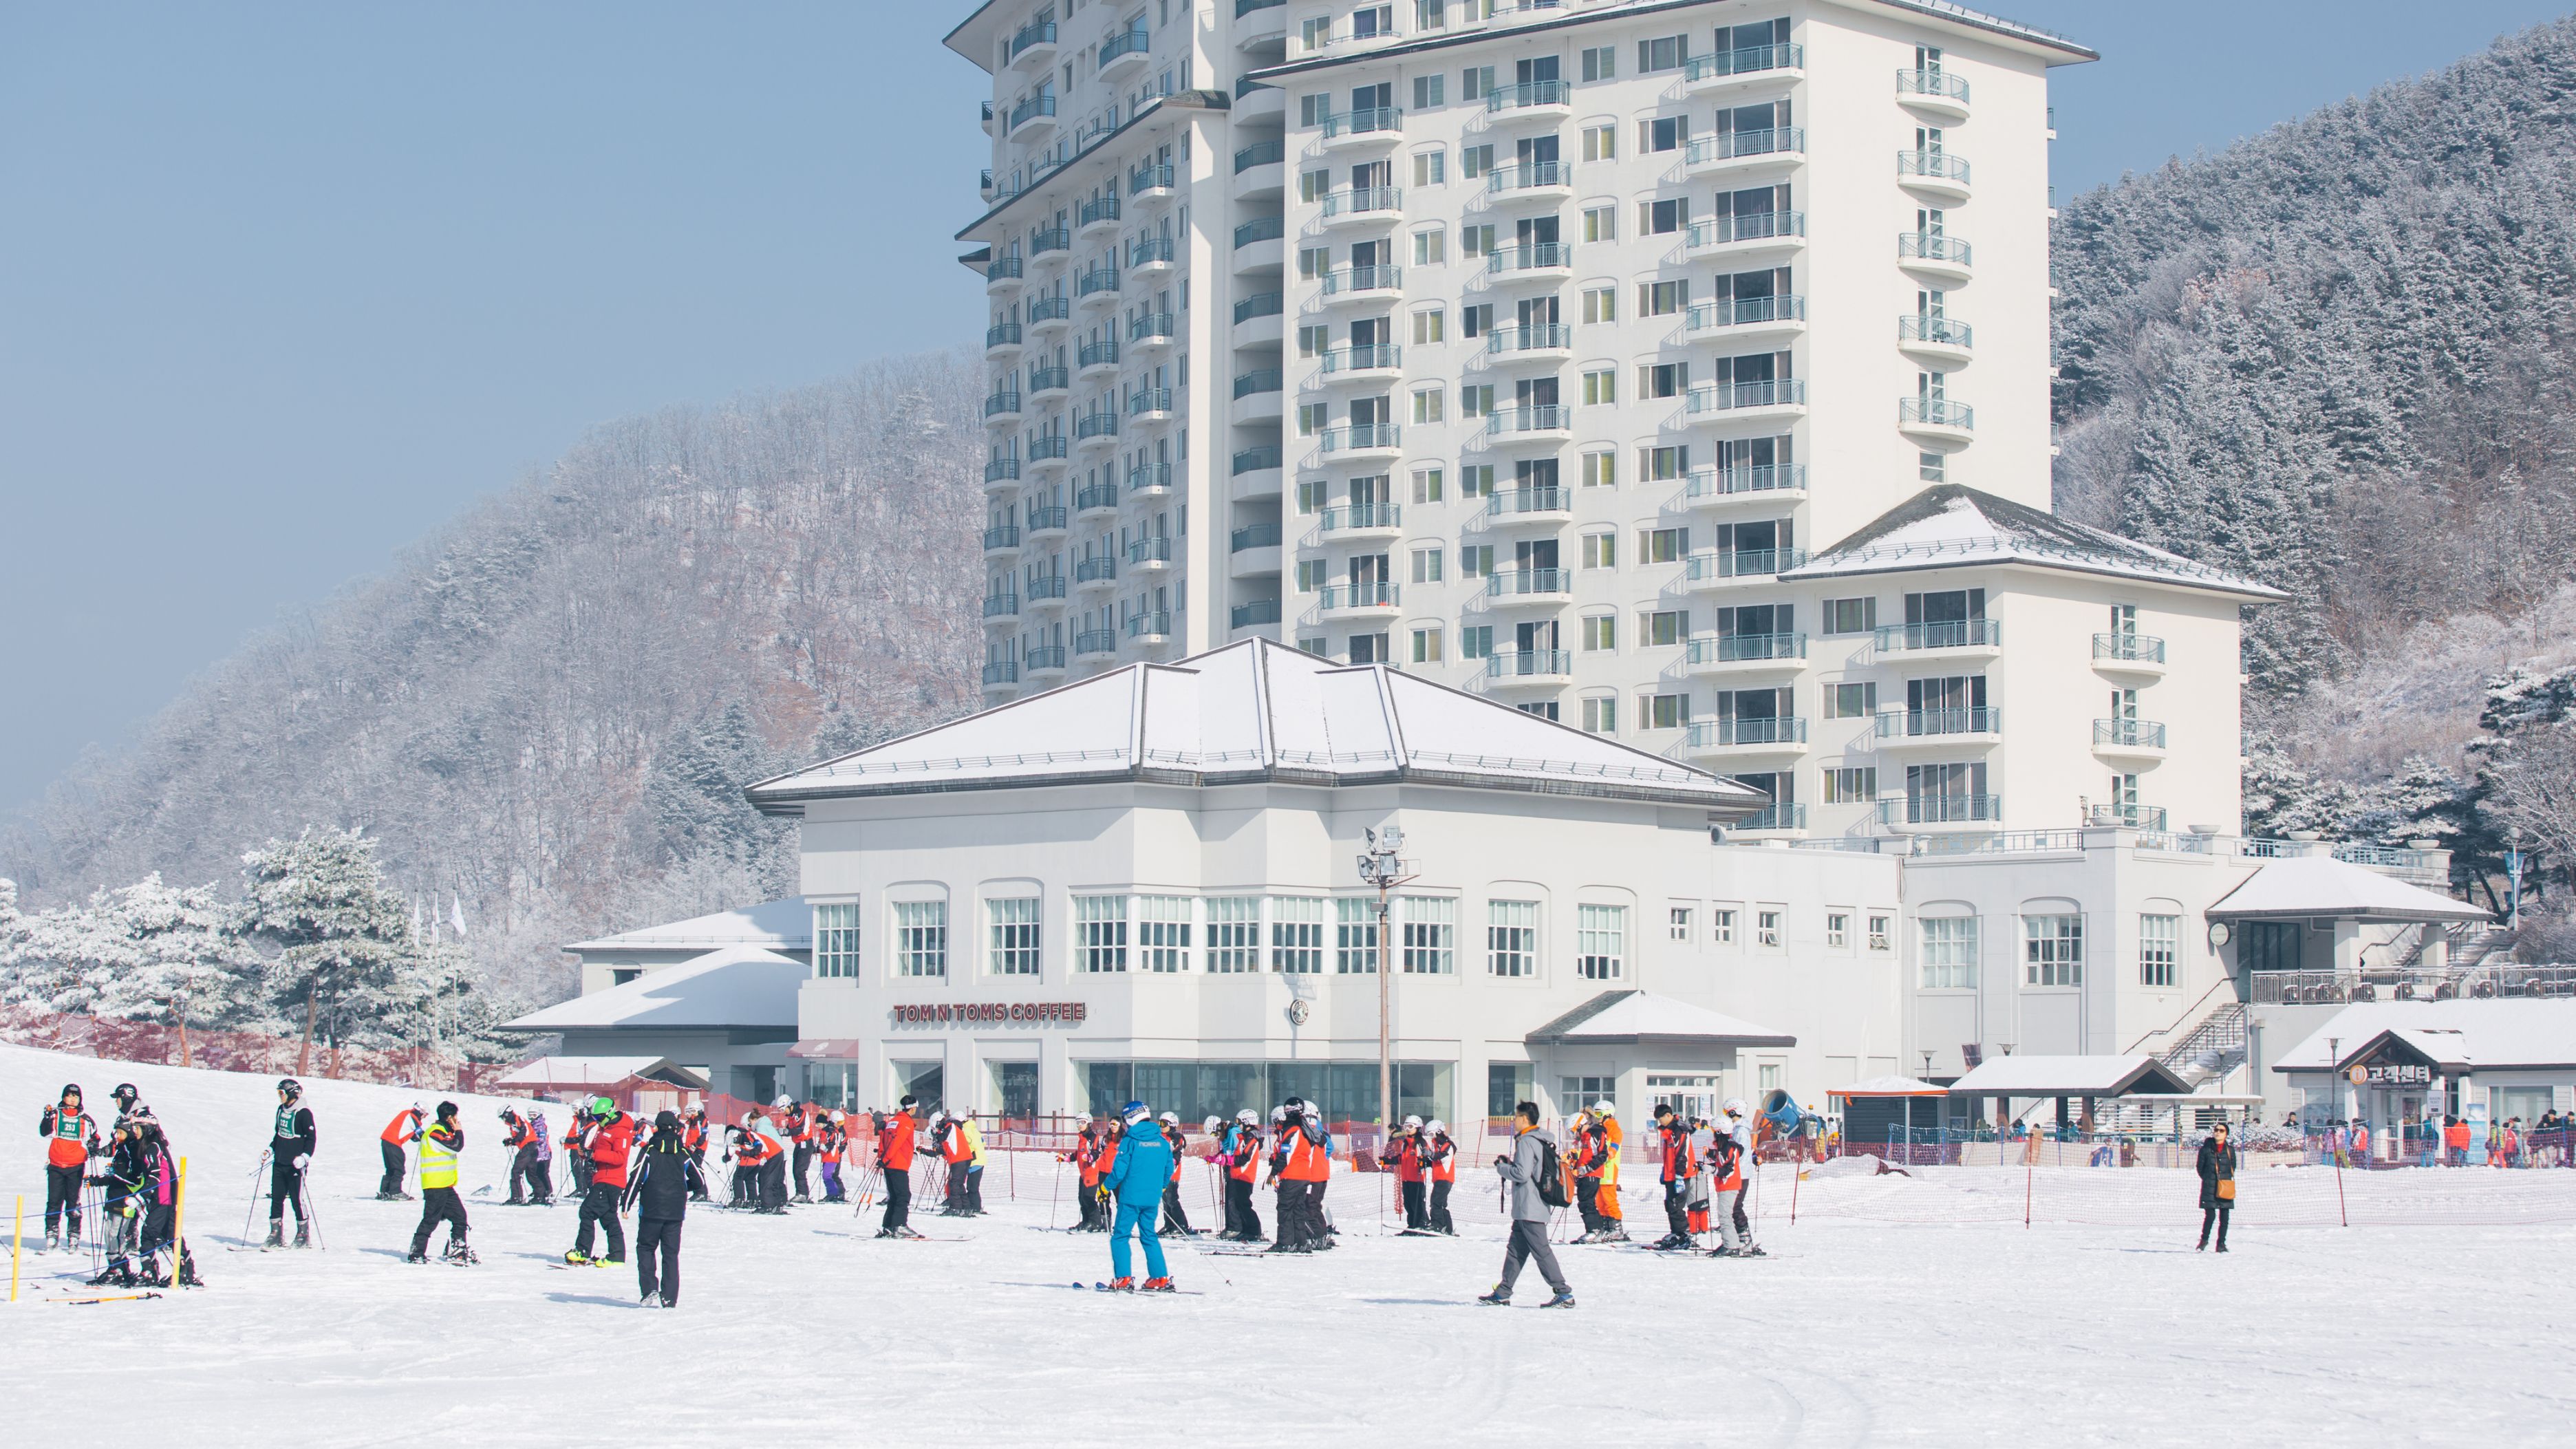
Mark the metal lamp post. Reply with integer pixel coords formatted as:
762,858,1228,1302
1358,826,1415,1131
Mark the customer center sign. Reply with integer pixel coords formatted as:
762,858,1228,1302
892,1001,1089,1027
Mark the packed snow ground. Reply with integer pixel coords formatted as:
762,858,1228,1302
3,1043,2570,1448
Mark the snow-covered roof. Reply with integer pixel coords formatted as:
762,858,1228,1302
2269,1001,2576,1074
1949,1054,2195,1097
491,1056,711,1091
1829,1075,1951,1098
1779,485,2286,601
2209,857,2489,924
500,945,806,1033
1525,989,1797,1048
748,638,1768,815
565,897,811,955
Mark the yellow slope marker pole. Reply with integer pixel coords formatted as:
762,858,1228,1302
173,1158,189,1285
11,1194,21,1303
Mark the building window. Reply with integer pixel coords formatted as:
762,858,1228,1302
1335,897,1382,974
1581,367,1616,405
1488,900,1538,977
1459,464,1493,497
1920,916,1977,988
1919,450,1946,483
1412,387,1444,423
1412,226,1446,266
1580,613,1616,651
1712,909,1737,945
1644,693,1688,730
1401,897,1455,973
1580,532,1617,570
1823,766,1877,802
1410,625,1443,663
1825,685,1878,721
1868,914,1893,952
1411,308,1446,344
1577,904,1627,980
1270,897,1324,973
1640,526,1686,564
1580,449,1616,488
989,897,1040,976
1758,1063,1781,1093
1561,1074,1616,1112
892,901,947,978
1073,894,1129,973
2024,914,2083,987
1823,598,1878,635
1205,896,1260,973
1580,286,1616,323
1669,906,1693,941
1411,72,1444,108
1459,624,1493,658
1412,152,1446,189
2140,913,2180,987
1410,465,1443,502
1137,894,1192,973
1579,44,1615,82
1757,910,1782,949
815,902,861,978
1642,610,1686,647
1410,546,1443,584
1580,694,1618,735
1826,912,1849,949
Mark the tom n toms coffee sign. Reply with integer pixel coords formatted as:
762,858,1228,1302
892,1001,1088,1027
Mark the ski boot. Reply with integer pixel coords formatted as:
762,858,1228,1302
1601,1226,1630,1243
406,1247,429,1264
1104,1276,1136,1291
376,1190,405,1202
292,1222,311,1249
1141,1277,1175,1293
177,1249,204,1287
563,1248,593,1265
1476,1288,1511,1306
1540,1292,1578,1309
443,1237,479,1266
264,1221,285,1249
638,1294,662,1309
38,1229,56,1254
89,1263,132,1288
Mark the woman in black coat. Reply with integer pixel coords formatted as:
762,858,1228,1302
2196,1122,2237,1252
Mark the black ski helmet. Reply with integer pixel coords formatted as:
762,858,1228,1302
59,1083,82,1103
276,1077,302,1101
111,1083,140,1109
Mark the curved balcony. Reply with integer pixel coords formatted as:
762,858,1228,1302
1686,294,1805,343
1319,343,1400,378
1026,434,1071,471
1233,0,1287,51
985,321,1025,359
1232,368,1283,425
1230,445,1283,502
1483,567,1570,603
1129,310,1179,351
1320,106,1404,148
1684,548,1807,586
1484,405,1573,442
1006,93,1058,140
1684,632,1808,673
1077,195,1122,237
1874,707,2004,748
1230,292,1282,348
1229,522,1283,579
1024,643,1069,676
1686,378,1808,425
1317,422,1399,457
1484,78,1573,120
1234,78,1285,126
1683,464,1807,508
1233,214,1286,275
1026,574,1069,608
2094,718,2170,762
1897,67,1972,122
1027,365,1069,402
981,524,1022,557
1898,231,1975,283
1129,163,1177,202
1897,149,1973,201
1484,242,1574,283
1686,211,1805,259
1233,141,1286,202
1485,324,1572,363
1317,582,1400,616
1485,484,1569,525
1319,502,1402,537
982,456,1022,491
985,255,1024,294
1230,597,1283,632
1007,19,1058,67
1027,294,1073,335
1124,610,1174,644
1074,268,1121,309
1484,650,1571,684
1898,314,1975,367
1318,264,1402,305
1687,716,1810,754
1126,462,1174,497
1486,161,1574,204
1074,555,1119,590
1024,505,1069,541
2092,633,2168,680
983,389,1023,425
1127,387,1174,425
1030,226,1071,262
1098,27,1151,77
1077,338,1121,378
1898,396,1975,445
1683,43,1803,96
982,661,1018,689
1878,795,2003,830
1073,410,1121,449
1126,235,1175,274
1318,186,1403,228
1073,627,1119,661
1074,480,1119,518
1684,127,1805,178
1127,535,1175,571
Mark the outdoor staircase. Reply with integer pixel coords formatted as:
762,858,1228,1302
2155,1001,2248,1088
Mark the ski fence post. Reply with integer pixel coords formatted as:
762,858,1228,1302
173,1157,189,1282
2332,1141,2349,1228
2024,1133,2035,1229
10,1194,21,1303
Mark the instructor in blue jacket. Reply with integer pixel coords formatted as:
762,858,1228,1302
1103,1101,1177,1293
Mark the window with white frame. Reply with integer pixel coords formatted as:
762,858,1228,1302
1075,894,1130,973
815,902,861,978
1270,896,1324,973
1412,225,1445,264
988,897,1041,976
1137,894,1192,972
1826,912,1849,949
2139,913,2180,987
1919,916,1977,988
1576,904,1627,980
1712,908,1737,945
1488,900,1538,977
2024,914,2083,987
1758,1062,1781,1093
1669,906,1693,941
894,901,947,977
1400,896,1455,973
1757,910,1782,948
1205,896,1260,973
1868,913,1893,952
1335,897,1381,974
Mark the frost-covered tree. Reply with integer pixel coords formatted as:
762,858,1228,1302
85,875,266,1060
239,828,414,1071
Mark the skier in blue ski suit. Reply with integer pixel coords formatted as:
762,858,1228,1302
1103,1102,1176,1289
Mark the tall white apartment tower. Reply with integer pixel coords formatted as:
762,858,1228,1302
954,2,2268,850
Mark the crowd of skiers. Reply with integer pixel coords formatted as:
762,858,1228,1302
34,1080,202,1289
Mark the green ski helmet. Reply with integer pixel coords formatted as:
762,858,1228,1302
590,1095,616,1115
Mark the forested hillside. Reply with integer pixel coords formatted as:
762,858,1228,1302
2,354,985,1007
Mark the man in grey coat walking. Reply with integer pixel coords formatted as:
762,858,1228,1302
1479,1100,1575,1308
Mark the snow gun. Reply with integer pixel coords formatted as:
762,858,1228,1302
1759,1090,1817,1140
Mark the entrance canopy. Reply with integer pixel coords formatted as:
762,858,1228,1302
1949,1054,2193,1098
2271,1000,2576,1076
1526,990,1796,1049
2209,856,2488,925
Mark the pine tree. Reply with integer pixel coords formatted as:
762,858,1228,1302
239,828,414,1073
85,874,265,1065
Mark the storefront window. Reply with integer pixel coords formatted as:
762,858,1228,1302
1488,1062,1534,1120
890,1061,943,1112
802,1062,857,1110
1076,1060,1447,1124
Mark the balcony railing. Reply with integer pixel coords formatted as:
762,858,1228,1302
1075,411,1119,440
1688,294,1805,330
1231,598,1283,629
1099,28,1150,67
1874,619,2000,652
2094,719,2169,749
1130,162,1175,193
1125,610,1174,640
983,391,1022,418
1320,343,1400,374
1079,195,1122,229
1320,502,1400,531
1900,315,1974,349
1232,444,1283,474
1688,632,1807,665
1484,567,1569,599
1687,379,1806,413
1688,211,1805,248
1024,505,1068,534
1690,716,1807,747
2094,632,2166,663
1126,236,1173,269
1683,43,1803,82
2101,805,2170,831
1074,628,1119,656
1900,397,1975,430
1232,292,1282,324
1488,160,1574,193
983,458,1021,484
1127,387,1172,417
1234,367,1284,398
982,594,1020,619
1075,556,1119,583
1025,643,1068,670
1319,186,1402,219
1130,310,1178,342
1075,482,1118,512
1876,707,2003,740
1485,79,1571,112
985,321,1023,350
983,661,1018,685
1075,268,1121,298
1898,67,1971,104
1318,582,1399,610
1234,215,1285,248
1231,522,1283,552
1684,464,1805,500
1685,547,1807,581
1487,484,1567,518
1487,242,1574,274
1028,295,1071,324
1879,795,2003,826
1008,94,1058,131
1127,535,1174,566
981,525,1021,552
1900,231,1974,267
986,255,1023,283
1898,149,1972,184
1027,574,1068,601
1007,20,1057,62
1079,339,1120,369
1318,422,1400,451
1026,365,1069,394
1485,405,1572,436
1732,802,1806,832
1128,462,1172,493
1487,324,1571,355
1031,226,1070,256
1234,140,1287,173
1485,650,1571,679
1685,127,1805,164
1320,106,1404,138
1027,434,1069,462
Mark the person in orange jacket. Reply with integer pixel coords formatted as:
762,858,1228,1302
377,1103,426,1201
818,1110,848,1203
39,1083,99,1252
1064,1117,1110,1232
874,1095,923,1238
1650,1105,1698,1250
1216,1109,1265,1242
1155,1110,1196,1235
1594,1102,1628,1241
782,1099,818,1203
2444,1115,2471,1166
1423,1119,1458,1234
1267,1098,1333,1254
1380,1115,1428,1231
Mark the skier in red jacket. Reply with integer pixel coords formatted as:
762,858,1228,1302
565,1097,634,1265
874,1096,923,1239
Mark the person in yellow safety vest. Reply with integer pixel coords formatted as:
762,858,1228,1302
959,1113,988,1215
406,1102,477,1265
1593,1101,1627,1241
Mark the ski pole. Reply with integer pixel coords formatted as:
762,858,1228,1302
240,1149,270,1245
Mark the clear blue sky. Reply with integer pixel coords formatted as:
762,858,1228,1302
3,1,2568,819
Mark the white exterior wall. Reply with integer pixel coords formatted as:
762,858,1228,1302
791,775,1902,1120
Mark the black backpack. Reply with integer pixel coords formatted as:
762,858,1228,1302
1534,1135,1569,1208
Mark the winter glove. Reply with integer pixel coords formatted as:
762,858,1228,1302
294,1155,310,1170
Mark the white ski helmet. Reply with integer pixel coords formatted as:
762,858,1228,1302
1269,1106,1287,1124
1723,1097,1748,1117
1203,1116,1223,1133
1593,1100,1617,1116
774,1094,794,1109
1426,1119,1447,1135
1238,1109,1260,1126
1159,1110,1179,1126
1402,1115,1423,1130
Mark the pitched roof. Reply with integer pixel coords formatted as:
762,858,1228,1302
1948,1054,2196,1097
1524,989,1797,1048
1829,1075,1951,1098
490,1056,712,1091
564,897,811,955
2269,1001,2576,1074
2209,857,2489,923
1779,485,2286,601
747,638,1768,814
500,945,806,1033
